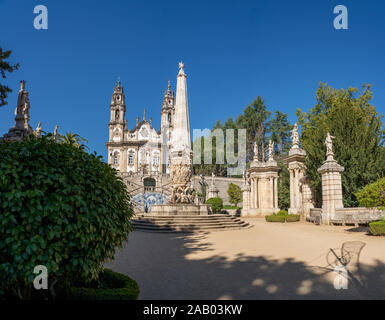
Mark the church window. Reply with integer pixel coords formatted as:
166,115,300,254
129,154,134,164
115,110,120,120
153,155,159,165
168,113,171,122
113,155,119,165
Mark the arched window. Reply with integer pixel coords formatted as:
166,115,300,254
168,113,171,122
113,151,120,165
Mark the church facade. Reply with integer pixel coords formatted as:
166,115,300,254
106,80,175,175
106,78,179,210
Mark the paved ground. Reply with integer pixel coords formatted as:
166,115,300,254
105,218,385,299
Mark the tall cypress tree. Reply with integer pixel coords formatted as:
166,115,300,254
297,83,385,207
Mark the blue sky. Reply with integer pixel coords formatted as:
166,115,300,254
1,0,385,160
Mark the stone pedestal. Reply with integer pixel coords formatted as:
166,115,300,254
207,184,219,199
317,155,344,225
299,176,315,219
241,182,251,216
242,159,280,217
285,146,306,216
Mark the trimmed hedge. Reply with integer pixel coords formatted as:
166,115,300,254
285,214,300,222
369,220,385,236
265,214,300,223
206,197,223,213
265,215,285,223
277,210,288,216
63,269,139,300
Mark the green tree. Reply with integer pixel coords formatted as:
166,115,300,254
0,136,133,299
227,183,242,207
0,48,19,107
355,177,385,210
268,111,293,155
277,159,290,210
237,96,271,161
59,132,89,150
297,83,385,207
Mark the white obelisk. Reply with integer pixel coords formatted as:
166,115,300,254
170,62,191,156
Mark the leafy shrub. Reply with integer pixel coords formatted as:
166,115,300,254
61,269,139,300
206,197,223,213
265,213,300,222
265,215,285,223
0,136,133,298
355,177,385,210
285,214,300,222
227,183,242,207
369,220,385,236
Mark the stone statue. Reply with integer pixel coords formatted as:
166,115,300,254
35,122,42,138
199,174,208,200
53,125,59,142
253,141,259,161
291,123,299,147
268,140,274,161
325,132,335,156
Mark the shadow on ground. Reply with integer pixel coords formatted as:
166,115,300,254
105,231,385,300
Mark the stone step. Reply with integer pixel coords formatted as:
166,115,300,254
132,219,247,226
133,217,242,223
134,215,240,220
131,215,251,233
132,224,251,233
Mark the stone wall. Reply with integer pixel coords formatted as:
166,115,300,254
192,176,243,205
309,207,384,224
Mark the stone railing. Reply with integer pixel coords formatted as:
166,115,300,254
308,207,384,225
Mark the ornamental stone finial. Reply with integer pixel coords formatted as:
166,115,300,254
178,62,186,76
